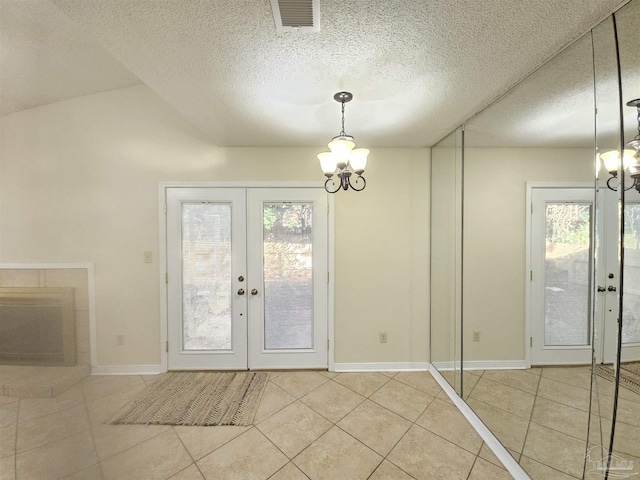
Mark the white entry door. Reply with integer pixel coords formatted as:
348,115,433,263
530,187,594,365
166,187,329,370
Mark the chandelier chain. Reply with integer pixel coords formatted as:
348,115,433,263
340,101,346,136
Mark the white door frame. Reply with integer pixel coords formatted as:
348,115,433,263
525,182,594,368
158,181,335,373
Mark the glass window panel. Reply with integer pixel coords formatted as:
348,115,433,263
181,203,232,350
623,203,640,344
263,203,313,349
544,203,592,346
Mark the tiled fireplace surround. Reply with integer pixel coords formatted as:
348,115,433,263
0,267,92,397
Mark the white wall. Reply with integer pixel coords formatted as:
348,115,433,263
0,85,430,367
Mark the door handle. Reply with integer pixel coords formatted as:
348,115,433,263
251,289,259,295
237,289,245,295
607,285,617,292
597,286,606,292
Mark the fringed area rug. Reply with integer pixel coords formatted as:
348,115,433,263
595,362,640,395
111,371,269,426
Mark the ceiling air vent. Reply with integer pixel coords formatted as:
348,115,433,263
270,0,319,32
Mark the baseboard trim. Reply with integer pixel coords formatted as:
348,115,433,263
333,362,430,372
431,360,527,371
91,365,164,375
429,365,531,480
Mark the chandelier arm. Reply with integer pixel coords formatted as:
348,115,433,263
349,175,366,192
608,174,636,192
324,177,341,194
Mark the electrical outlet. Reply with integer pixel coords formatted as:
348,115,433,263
144,251,153,263
116,335,125,346
472,331,480,342
379,332,388,343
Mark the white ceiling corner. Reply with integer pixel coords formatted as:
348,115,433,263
0,0,141,116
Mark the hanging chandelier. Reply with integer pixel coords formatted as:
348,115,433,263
317,92,369,193
601,98,640,193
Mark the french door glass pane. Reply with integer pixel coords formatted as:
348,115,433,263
263,203,313,349
181,203,232,350
544,203,591,346
623,203,640,344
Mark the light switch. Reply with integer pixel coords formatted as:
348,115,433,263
144,251,153,263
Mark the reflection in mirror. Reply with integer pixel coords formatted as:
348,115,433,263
588,13,621,479
430,127,463,396
462,24,598,479
605,0,640,475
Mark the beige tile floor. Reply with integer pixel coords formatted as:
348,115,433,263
0,370,515,480
451,366,640,480
0,365,90,398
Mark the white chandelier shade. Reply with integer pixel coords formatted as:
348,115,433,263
600,149,637,174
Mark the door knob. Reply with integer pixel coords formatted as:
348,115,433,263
597,286,606,292
237,289,245,295
607,285,617,292
251,289,259,295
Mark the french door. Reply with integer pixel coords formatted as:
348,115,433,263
530,186,640,365
166,187,329,370
530,187,594,365
599,189,640,363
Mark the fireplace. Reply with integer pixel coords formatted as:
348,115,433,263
0,287,77,366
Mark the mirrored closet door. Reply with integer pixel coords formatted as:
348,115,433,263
430,1,640,478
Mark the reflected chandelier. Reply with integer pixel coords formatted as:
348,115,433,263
601,98,640,193
317,92,369,193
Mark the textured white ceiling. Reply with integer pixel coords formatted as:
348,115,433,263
0,0,141,115
2,0,627,147
466,0,639,148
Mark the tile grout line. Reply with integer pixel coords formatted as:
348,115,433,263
471,367,594,477
308,373,415,479
269,372,332,400
258,379,298,421
263,372,423,479
267,461,311,480
375,374,498,480
81,374,105,480
254,385,339,478
465,369,483,398
377,372,481,479
84,375,172,475
14,410,94,457
171,424,208,479
302,374,414,479
465,454,481,480
415,397,491,458
518,368,543,463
